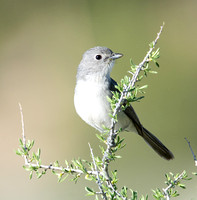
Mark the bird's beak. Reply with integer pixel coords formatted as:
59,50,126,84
111,53,123,60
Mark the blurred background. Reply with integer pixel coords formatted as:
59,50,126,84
0,0,197,199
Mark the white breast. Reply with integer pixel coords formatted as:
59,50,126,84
74,79,112,132
74,79,136,133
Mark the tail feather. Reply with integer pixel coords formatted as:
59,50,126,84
141,127,174,160
123,105,174,160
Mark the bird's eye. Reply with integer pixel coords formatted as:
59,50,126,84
95,55,102,60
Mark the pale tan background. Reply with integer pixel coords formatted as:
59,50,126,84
0,0,197,199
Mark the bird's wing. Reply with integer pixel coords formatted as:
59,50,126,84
109,78,143,133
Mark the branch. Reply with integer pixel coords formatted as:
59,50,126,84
19,103,28,164
185,137,197,166
89,143,107,200
162,171,186,200
102,23,165,171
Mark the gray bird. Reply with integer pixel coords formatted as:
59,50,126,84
74,46,174,160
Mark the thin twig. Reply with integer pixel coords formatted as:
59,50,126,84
107,179,127,200
89,143,107,200
19,103,26,148
25,160,97,175
129,22,164,89
185,137,197,166
19,102,29,165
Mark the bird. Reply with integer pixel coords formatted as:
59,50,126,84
74,46,174,160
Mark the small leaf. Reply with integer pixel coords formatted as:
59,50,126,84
16,149,22,156
130,189,138,200
171,191,179,197
52,169,57,175
114,155,122,159
29,171,33,179
149,42,154,48
178,183,186,189
58,174,68,183
155,62,160,67
165,173,170,182
36,172,42,179
57,173,64,182
130,58,135,66
149,70,158,74
19,138,23,146
65,160,69,167
37,148,41,158
23,165,32,171
85,187,95,195
96,134,106,143
54,161,60,167
106,96,112,103
139,85,148,90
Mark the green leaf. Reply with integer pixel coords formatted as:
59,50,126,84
178,183,186,189
54,161,60,167
149,41,154,48
65,160,69,167
85,187,95,195
42,170,46,175
130,58,135,67
16,149,22,156
57,173,64,182
106,96,112,103
149,70,158,74
71,175,79,183
36,172,42,179
155,62,160,67
121,186,127,197
37,148,41,158
58,174,68,183
23,165,32,171
165,173,170,182
52,169,57,175
96,134,106,143
26,140,34,150
130,189,138,200
95,195,99,200
19,138,23,146
139,85,148,90
29,171,33,179
171,191,179,197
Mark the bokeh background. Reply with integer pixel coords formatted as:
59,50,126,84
1,0,197,199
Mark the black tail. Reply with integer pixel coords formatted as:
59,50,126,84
123,105,174,160
140,127,174,160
